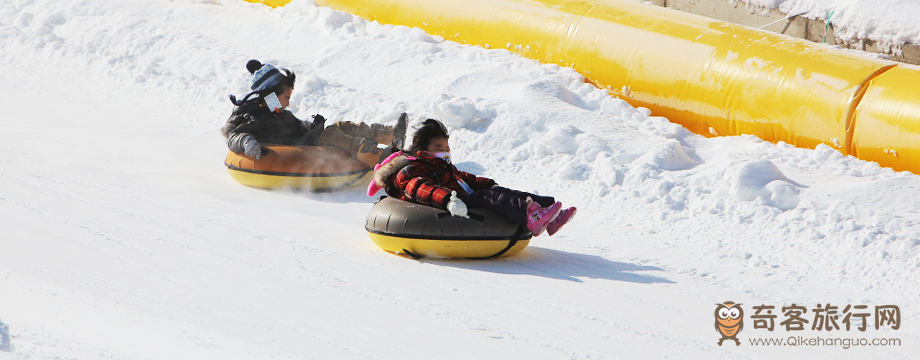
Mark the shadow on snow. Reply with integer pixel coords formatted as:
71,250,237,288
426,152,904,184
424,246,674,284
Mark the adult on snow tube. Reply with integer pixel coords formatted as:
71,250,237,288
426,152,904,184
225,144,373,191
365,196,532,259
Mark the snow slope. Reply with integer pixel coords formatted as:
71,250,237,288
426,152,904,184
0,0,918,358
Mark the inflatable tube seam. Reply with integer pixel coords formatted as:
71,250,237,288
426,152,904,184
365,227,533,241
225,162,371,178
844,64,897,157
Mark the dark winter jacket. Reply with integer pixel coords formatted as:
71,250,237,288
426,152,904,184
385,151,496,209
221,100,323,153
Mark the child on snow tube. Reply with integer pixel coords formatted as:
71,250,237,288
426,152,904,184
371,119,576,236
220,60,407,165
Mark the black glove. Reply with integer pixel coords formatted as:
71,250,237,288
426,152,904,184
310,114,326,130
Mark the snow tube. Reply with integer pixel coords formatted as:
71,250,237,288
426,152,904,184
365,197,532,259
225,145,372,191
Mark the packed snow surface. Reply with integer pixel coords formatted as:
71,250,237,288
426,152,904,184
1,0,918,359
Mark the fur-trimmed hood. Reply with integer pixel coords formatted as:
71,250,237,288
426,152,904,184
373,154,412,188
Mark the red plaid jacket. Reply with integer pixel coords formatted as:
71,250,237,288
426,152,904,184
390,151,496,209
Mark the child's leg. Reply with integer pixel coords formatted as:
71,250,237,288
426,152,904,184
331,121,394,145
319,124,397,165
318,126,364,153
294,126,324,146
463,188,530,225
489,186,555,207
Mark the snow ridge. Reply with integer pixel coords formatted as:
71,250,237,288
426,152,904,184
1,0,917,359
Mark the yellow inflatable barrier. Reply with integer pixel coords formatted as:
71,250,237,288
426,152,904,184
241,0,292,7
851,65,920,173
247,0,920,174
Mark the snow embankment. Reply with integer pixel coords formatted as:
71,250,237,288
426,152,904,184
733,0,920,51
0,0,918,359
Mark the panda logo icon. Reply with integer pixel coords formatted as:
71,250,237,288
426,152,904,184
715,301,743,346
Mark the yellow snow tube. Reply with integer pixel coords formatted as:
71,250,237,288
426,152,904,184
225,145,372,191
248,0,920,174
366,197,531,259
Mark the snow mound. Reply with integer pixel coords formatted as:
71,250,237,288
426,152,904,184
722,159,801,210
534,124,581,156
2,0,919,359
430,94,489,128
636,139,696,171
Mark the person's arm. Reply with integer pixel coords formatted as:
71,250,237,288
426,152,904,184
225,114,265,158
227,133,262,159
458,170,496,190
395,165,453,209
293,114,326,146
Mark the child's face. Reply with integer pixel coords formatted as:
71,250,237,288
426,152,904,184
426,137,450,153
279,87,293,109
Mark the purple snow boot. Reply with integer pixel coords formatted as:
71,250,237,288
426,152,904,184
526,201,562,236
546,207,576,236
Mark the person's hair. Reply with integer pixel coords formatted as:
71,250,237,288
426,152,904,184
257,68,295,98
408,119,449,153
273,69,296,95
